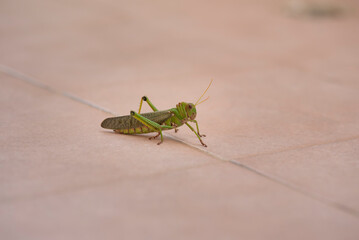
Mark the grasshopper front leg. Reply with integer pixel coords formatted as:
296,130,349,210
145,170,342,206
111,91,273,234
190,120,206,137
130,111,173,145
185,122,207,147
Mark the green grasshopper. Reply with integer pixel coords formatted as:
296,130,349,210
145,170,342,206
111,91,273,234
101,80,212,147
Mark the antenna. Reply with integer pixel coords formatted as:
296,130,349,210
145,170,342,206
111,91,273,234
196,96,210,106
195,79,213,106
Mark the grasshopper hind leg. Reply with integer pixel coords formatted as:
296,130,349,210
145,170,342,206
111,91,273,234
138,96,158,113
157,131,164,145
150,130,164,145
130,110,173,145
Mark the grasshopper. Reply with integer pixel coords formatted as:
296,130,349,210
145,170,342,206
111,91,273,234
101,80,212,147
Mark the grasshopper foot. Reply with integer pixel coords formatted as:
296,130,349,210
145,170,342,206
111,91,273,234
157,140,163,145
199,134,206,137
200,139,207,147
149,132,160,140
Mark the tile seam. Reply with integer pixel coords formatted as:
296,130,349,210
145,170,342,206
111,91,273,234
0,64,116,115
166,133,359,219
233,135,359,161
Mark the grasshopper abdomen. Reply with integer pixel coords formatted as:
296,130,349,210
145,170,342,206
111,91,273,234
101,110,173,135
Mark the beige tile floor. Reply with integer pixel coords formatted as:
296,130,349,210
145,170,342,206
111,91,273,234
1,0,359,239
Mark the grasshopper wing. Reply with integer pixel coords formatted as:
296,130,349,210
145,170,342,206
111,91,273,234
101,110,172,129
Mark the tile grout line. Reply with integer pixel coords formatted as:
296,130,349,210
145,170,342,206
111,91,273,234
234,135,359,162
229,160,359,218
167,134,359,219
1,64,358,219
0,64,117,116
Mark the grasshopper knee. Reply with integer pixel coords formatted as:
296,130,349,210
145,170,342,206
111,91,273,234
142,96,148,101
130,110,135,116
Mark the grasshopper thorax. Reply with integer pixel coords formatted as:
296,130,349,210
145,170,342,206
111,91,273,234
176,102,197,121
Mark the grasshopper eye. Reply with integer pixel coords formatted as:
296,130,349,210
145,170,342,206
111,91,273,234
188,105,192,109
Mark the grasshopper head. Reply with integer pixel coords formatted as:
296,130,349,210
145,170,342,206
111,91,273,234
186,103,197,120
176,102,197,121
